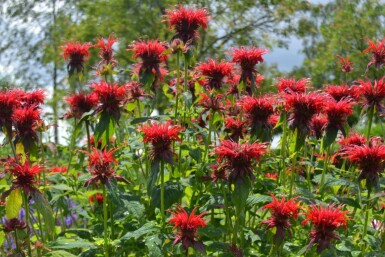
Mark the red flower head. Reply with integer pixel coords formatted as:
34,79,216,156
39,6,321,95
64,92,98,119
325,84,356,102
336,55,353,73
343,143,385,190
229,46,268,94
237,95,276,133
197,59,233,91
164,5,209,44
338,132,367,152
21,89,45,107
95,35,118,66
60,42,92,75
213,140,268,185
0,89,21,130
284,92,325,136
324,99,353,136
302,204,348,253
125,81,152,102
139,121,183,163
210,165,228,182
89,193,104,205
90,81,127,122
262,195,300,243
128,40,168,79
225,117,247,142
3,218,26,233
50,165,68,174
197,93,226,125
354,77,385,114
363,37,385,70
310,115,328,139
169,206,207,254
277,78,309,95
12,106,41,144
5,160,43,195
83,147,128,187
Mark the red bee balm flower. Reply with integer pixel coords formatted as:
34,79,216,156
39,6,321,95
83,147,128,187
325,84,356,102
90,81,127,122
22,89,45,107
0,89,21,130
125,81,152,102
95,35,118,66
310,115,328,139
6,160,43,195
229,46,268,94
169,206,207,254
64,92,98,119
164,5,209,44
197,93,226,125
284,92,325,136
303,204,348,253
262,195,300,243
343,143,385,190
139,121,183,163
60,42,92,75
324,99,353,135
277,78,308,95
128,40,168,79
214,140,267,185
363,37,385,70
197,59,233,90
12,106,41,143
336,55,353,73
354,77,385,114
224,117,247,141
338,132,367,152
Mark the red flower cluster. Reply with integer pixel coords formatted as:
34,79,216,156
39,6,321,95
95,35,118,66
90,81,127,122
338,132,367,151
50,166,68,174
363,37,385,70
325,84,355,102
5,160,43,195
125,81,152,102
139,121,183,163
277,78,308,95
0,89,21,131
169,206,207,254
197,59,233,90
310,115,328,139
324,99,353,135
12,106,42,144
164,5,209,44
83,147,128,187
224,117,247,141
60,42,92,75
3,218,26,233
262,195,300,243
354,77,385,114
21,89,46,107
64,92,98,119
214,140,267,185
89,193,104,205
336,55,353,73
303,204,348,253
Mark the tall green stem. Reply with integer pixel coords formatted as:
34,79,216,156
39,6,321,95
279,111,288,185
102,184,109,257
174,51,181,123
362,190,372,247
67,118,77,174
366,106,374,140
203,112,214,163
23,192,32,257
160,160,165,230
85,121,91,152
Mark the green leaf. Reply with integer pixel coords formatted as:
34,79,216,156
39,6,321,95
31,190,56,239
151,181,183,210
94,111,116,149
147,161,160,196
106,180,123,206
49,238,95,249
246,194,272,208
323,127,338,149
123,200,145,220
145,234,163,257
119,222,159,242
6,189,22,219
58,229,93,241
44,250,77,257
232,179,251,213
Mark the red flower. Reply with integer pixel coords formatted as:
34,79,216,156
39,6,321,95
60,42,92,75
363,37,385,70
265,173,278,180
277,78,308,95
128,40,168,79
336,55,353,73
64,92,98,119
90,81,127,122
197,59,233,90
302,204,348,253
50,166,67,174
125,81,152,102
83,147,128,187
324,99,353,135
0,89,21,130
213,140,267,184
237,95,276,133
354,77,385,114
197,93,226,125
229,46,268,94
310,115,328,139
209,165,227,182
12,106,41,143
164,5,209,44
95,35,118,66
262,195,300,243
338,132,367,151
224,117,247,141
21,89,45,107
89,193,104,205
5,160,43,194
3,218,26,233
325,84,356,102
343,143,385,190
284,92,325,136
169,206,207,254
139,121,183,163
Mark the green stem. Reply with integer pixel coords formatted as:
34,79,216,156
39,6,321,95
366,106,374,140
136,99,142,118
160,160,165,230
362,190,372,244
102,184,109,257
289,129,299,197
279,111,287,185
174,51,180,123
67,118,77,174
203,112,214,163
319,147,329,194
13,230,20,253
23,192,32,257
85,120,91,152
222,183,231,242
